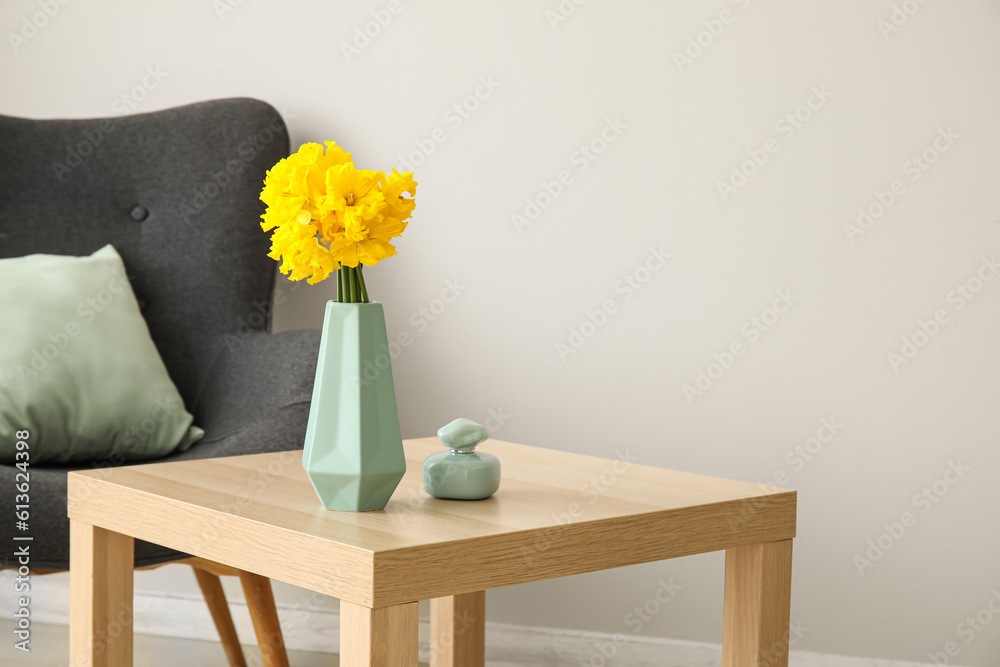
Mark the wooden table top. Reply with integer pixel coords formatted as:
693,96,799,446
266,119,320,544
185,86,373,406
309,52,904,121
68,438,796,607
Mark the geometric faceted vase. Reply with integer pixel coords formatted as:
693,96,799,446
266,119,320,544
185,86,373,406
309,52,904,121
302,301,406,511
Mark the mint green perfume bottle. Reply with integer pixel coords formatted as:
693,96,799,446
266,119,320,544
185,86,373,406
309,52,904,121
423,418,501,500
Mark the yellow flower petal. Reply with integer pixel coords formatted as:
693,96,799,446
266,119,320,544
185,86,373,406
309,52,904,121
260,142,416,281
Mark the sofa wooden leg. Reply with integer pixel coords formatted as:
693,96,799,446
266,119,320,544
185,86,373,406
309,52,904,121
239,571,290,667
191,566,247,667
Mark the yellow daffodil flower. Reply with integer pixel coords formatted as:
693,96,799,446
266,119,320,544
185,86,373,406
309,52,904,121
259,141,417,294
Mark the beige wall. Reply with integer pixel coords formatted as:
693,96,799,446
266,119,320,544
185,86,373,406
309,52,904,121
5,0,1000,663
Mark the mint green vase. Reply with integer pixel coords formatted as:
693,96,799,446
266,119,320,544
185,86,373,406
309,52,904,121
302,301,406,511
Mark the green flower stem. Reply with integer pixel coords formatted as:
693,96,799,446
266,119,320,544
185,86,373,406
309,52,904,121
336,266,370,304
357,265,369,303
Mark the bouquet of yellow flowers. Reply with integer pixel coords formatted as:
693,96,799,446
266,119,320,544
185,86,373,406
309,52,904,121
259,141,417,301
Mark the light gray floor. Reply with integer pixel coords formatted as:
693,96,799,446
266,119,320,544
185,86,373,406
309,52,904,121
0,620,534,667
0,619,340,666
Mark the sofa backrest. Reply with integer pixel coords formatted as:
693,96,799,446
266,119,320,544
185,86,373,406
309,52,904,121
0,98,290,404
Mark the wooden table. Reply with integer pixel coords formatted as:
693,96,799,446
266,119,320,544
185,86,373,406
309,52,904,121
67,438,796,666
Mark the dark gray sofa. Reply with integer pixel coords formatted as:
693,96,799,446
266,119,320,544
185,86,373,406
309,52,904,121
0,98,320,569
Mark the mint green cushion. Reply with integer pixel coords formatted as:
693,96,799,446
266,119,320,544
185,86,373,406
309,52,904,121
0,245,203,465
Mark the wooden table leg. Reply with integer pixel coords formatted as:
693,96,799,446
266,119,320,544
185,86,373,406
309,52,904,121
722,539,793,667
340,600,418,666
69,520,134,667
238,571,289,667
430,592,485,667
